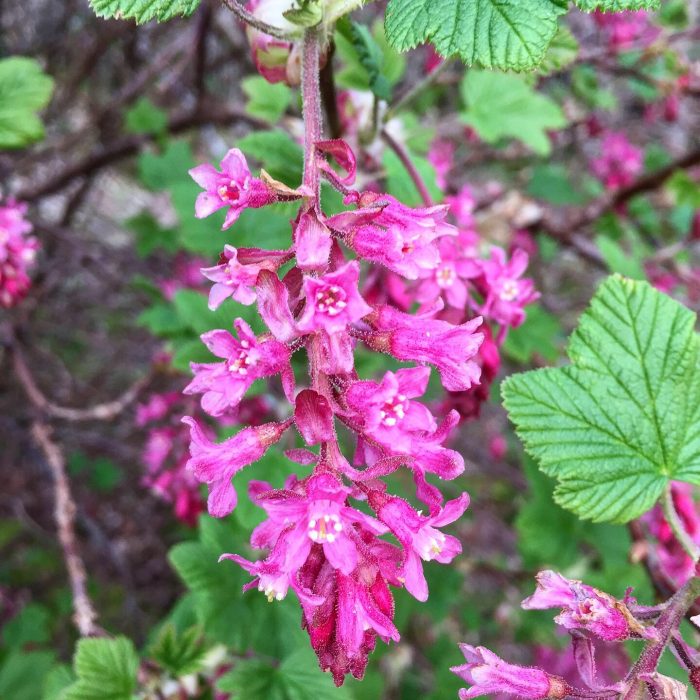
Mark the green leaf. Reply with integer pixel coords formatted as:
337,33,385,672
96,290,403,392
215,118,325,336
88,0,200,22
148,625,207,677
516,458,585,568
538,26,579,75
574,0,660,11
0,57,54,149
383,148,442,207
595,235,646,280
460,70,567,155
238,130,304,185
346,21,392,100
527,164,592,206
138,140,194,191
283,0,323,27
0,651,55,700
242,77,292,124
571,65,617,111
385,0,568,72
502,305,562,364
42,664,75,700
137,302,189,337
666,170,700,208
64,637,139,700
502,275,700,523
126,212,179,256
124,97,168,135
168,517,306,655
2,603,51,647
217,649,351,699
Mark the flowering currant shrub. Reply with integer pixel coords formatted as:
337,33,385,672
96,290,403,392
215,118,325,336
4,0,700,699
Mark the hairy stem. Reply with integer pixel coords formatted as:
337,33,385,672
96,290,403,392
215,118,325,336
301,27,323,201
623,575,700,700
661,484,700,561
381,128,433,207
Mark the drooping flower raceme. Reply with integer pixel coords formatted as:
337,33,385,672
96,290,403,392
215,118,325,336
0,200,38,308
182,44,538,679
591,131,643,191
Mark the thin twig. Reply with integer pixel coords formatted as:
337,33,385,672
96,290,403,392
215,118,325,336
623,575,700,700
535,146,700,266
12,345,150,422
381,128,433,207
386,59,453,120
16,105,268,202
662,485,700,562
31,421,100,637
220,0,293,41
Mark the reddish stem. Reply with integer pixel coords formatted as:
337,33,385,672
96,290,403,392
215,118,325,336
623,575,700,700
301,27,323,203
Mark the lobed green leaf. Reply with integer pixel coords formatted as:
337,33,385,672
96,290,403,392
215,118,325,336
0,57,54,149
503,275,700,523
385,0,568,71
88,0,200,23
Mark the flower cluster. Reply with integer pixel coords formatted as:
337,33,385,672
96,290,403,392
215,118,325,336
182,124,488,680
182,28,540,680
452,571,667,699
590,131,643,191
0,200,38,308
137,391,205,527
593,10,660,51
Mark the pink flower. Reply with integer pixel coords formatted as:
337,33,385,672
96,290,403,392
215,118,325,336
294,389,335,446
478,248,539,328
346,369,466,494
329,193,456,280
189,148,273,229
374,492,469,601
451,644,569,700
424,45,444,74
593,10,660,51
0,200,38,308
184,319,293,416
416,235,481,309
201,245,273,309
641,483,700,587
242,472,386,576
368,305,484,392
297,260,372,373
590,131,643,190
345,367,436,452
427,139,454,190
294,210,332,272
522,571,651,641
297,261,372,335
140,419,205,528
221,535,320,604
446,186,477,229
245,0,295,84
135,392,180,427
534,642,630,689
299,545,401,685
182,416,292,517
